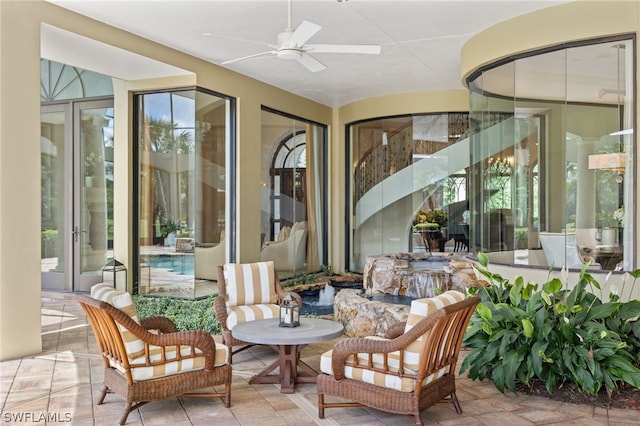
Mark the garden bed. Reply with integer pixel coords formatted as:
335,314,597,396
520,379,640,410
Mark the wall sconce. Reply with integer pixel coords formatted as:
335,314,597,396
588,152,626,183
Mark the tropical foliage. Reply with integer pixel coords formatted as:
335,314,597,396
414,209,448,227
461,253,640,396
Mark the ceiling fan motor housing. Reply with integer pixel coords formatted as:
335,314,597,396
277,31,302,60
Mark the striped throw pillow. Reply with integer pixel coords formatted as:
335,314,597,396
223,261,277,307
90,283,145,360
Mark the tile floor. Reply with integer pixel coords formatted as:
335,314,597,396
0,292,639,425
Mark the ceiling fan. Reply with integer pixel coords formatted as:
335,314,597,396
221,0,381,72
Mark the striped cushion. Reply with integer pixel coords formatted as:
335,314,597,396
223,262,277,307
111,341,229,381
226,304,280,329
90,283,145,360
402,290,465,371
319,290,465,392
319,349,448,392
90,283,120,302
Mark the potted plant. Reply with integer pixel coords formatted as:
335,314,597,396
160,217,180,246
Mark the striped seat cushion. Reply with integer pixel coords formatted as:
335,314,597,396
111,341,230,381
90,283,146,360
223,261,277,307
319,290,465,392
320,347,448,392
226,304,280,329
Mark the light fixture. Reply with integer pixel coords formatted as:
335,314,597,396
382,132,388,145
588,152,626,183
102,259,127,289
277,48,302,61
279,294,300,327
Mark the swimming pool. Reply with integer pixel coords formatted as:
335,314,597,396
145,254,194,275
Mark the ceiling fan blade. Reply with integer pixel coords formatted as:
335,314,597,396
221,50,274,65
305,44,381,55
297,52,326,73
290,20,321,47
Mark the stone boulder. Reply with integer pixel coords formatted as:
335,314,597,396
333,289,409,337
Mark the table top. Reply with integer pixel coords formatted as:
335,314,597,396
231,318,343,346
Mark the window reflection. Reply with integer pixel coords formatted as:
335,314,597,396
349,113,470,273
136,89,230,297
468,37,634,271
260,109,327,277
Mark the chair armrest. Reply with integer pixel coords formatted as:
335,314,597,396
384,321,406,339
105,302,222,369
214,296,229,332
140,316,178,333
330,309,445,380
148,329,221,370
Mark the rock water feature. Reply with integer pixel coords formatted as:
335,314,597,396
300,284,336,316
334,253,481,337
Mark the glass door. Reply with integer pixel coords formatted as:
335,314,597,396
41,100,114,291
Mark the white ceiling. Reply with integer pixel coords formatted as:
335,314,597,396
46,0,569,107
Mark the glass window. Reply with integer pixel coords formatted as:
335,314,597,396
348,113,470,273
260,109,327,278
468,37,634,271
135,88,233,298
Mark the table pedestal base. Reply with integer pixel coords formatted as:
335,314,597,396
248,344,317,394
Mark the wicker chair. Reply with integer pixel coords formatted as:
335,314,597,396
317,291,480,426
214,261,302,361
78,286,232,425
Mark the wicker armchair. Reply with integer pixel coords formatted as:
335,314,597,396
214,261,302,361
317,291,480,426
78,286,232,425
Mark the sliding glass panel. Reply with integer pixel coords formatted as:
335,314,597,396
468,37,634,271
349,113,470,273
137,88,230,298
260,109,327,279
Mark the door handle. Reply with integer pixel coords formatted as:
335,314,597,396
72,226,87,242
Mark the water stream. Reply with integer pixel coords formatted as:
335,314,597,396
300,284,338,315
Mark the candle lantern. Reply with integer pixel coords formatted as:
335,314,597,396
279,294,300,327
102,258,127,289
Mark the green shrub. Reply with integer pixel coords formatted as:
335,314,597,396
515,227,528,249
413,222,440,231
41,229,58,257
133,295,221,334
286,272,319,287
461,252,640,396
414,209,448,227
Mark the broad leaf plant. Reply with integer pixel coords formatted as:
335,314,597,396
461,252,640,396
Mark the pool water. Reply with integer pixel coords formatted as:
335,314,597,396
145,254,194,275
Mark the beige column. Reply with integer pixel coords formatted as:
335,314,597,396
0,1,43,360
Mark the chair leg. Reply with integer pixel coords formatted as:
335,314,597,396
224,382,231,407
450,391,462,414
318,393,325,419
120,401,149,425
97,385,109,405
412,412,424,426
119,402,133,425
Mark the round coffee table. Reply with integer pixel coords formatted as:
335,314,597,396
231,318,343,393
